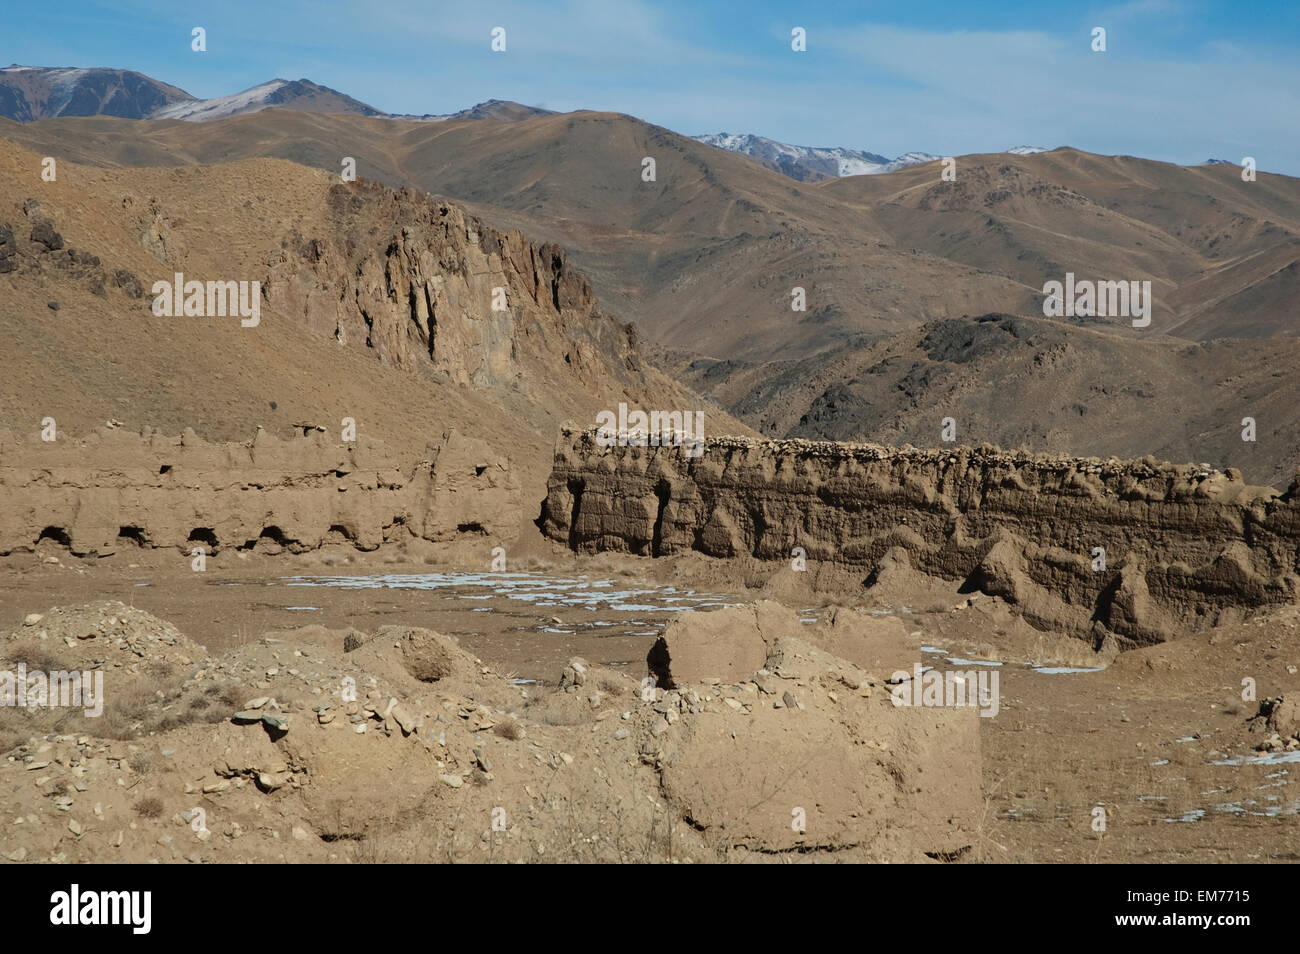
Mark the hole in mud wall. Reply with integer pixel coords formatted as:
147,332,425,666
159,464,173,475
646,638,673,689
474,465,487,477
325,524,356,544
749,507,768,559
36,526,71,547
566,479,585,552
117,526,148,547
241,526,292,553
457,522,486,534
188,528,219,549
651,479,671,557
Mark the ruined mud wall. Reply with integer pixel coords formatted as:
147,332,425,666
0,426,521,556
540,428,1300,646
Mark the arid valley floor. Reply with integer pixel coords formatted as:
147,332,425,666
3,535,1299,864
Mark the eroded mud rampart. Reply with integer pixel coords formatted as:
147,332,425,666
540,428,1300,645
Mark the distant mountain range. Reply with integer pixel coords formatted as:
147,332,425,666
1,67,1297,484
0,65,1045,181
2,66,1243,184
0,66,555,125
692,133,1049,180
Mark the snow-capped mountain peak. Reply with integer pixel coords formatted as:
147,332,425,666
694,134,1057,180
151,80,288,120
149,78,382,121
694,132,893,179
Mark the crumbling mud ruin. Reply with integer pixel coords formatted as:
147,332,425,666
0,426,522,556
541,428,1300,647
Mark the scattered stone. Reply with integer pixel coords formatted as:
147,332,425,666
261,713,291,734
390,705,420,736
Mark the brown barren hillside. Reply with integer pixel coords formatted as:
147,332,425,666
3,111,1298,482
6,112,1295,348
667,313,1300,486
0,139,746,515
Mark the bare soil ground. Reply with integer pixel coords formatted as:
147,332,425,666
2,542,1297,863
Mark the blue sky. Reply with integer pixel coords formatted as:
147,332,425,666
7,0,1300,174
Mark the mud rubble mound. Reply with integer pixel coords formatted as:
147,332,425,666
650,600,921,686
0,600,981,863
541,428,1300,647
1251,695,1300,755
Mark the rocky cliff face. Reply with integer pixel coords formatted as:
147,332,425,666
0,426,520,556
540,428,1300,646
265,182,647,392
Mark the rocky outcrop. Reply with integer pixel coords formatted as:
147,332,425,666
265,182,644,391
540,428,1300,646
0,425,520,556
0,200,146,299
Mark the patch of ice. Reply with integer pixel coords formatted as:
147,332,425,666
1213,750,1300,766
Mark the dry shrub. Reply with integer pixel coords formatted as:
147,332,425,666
4,641,71,673
128,752,153,775
494,718,525,740
134,797,163,819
